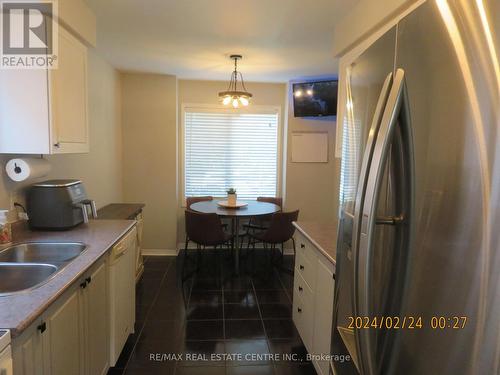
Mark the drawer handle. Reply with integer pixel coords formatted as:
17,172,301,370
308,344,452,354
300,243,305,249
299,265,305,270
80,280,88,289
37,322,46,333
297,307,302,313
298,286,303,292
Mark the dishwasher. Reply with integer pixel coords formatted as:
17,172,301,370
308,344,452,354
0,330,12,375
109,227,137,366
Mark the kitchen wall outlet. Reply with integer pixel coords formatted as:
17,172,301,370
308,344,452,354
9,191,21,210
8,191,27,221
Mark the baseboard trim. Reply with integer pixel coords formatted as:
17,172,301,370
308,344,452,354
142,248,178,256
282,248,295,256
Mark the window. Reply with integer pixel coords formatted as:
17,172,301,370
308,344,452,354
183,107,280,200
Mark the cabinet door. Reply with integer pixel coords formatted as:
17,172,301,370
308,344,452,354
312,260,335,375
49,26,88,153
86,262,109,375
0,346,13,375
12,326,44,375
45,290,82,375
0,68,51,154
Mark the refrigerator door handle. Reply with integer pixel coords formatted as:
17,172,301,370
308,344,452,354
350,72,393,371
355,68,415,375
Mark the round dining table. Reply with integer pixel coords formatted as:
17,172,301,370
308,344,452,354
190,199,280,274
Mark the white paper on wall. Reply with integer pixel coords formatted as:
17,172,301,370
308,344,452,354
291,132,328,163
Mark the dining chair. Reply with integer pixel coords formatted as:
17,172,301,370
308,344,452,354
186,196,213,209
184,196,229,249
242,196,283,249
245,210,299,273
182,210,234,279
185,196,213,253
249,196,283,229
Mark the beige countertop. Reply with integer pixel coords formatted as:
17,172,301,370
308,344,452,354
293,221,338,267
0,220,135,338
97,203,145,220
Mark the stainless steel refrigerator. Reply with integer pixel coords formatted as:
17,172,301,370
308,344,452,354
331,1,500,374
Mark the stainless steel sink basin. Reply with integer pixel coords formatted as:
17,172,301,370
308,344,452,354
0,242,86,265
0,242,87,296
0,263,58,294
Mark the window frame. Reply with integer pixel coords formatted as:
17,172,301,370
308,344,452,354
180,103,283,207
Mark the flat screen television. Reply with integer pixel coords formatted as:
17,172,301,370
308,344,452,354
293,80,338,117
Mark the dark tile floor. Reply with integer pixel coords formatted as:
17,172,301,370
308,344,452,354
108,250,317,375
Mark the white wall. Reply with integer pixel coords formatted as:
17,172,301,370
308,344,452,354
121,73,178,251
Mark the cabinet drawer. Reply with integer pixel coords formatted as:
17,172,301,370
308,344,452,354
293,270,314,307
295,246,316,291
113,227,137,254
293,284,314,351
295,231,318,265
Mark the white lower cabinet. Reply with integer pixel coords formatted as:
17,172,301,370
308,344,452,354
312,260,335,375
85,262,109,375
0,345,13,375
13,325,43,375
293,231,335,375
11,252,119,375
45,290,82,375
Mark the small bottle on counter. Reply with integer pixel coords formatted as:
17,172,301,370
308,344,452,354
0,209,12,244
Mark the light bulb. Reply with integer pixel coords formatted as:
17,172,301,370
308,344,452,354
222,96,231,105
294,90,302,97
239,97,249,106
306,89,313,96
232,98,239,108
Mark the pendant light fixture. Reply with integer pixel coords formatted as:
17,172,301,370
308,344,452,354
219,54,252,108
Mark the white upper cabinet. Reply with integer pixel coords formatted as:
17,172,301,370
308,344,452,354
49,27,89,153
0,24,89,154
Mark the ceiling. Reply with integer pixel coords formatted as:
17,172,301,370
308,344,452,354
85,0,358,82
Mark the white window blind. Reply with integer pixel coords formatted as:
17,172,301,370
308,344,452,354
184,109,279,200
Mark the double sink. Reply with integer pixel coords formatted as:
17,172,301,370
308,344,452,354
0,242,87,295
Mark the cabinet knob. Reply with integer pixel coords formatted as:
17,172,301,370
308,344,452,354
297,307,302,313
298,286,303,292
299,264,304,270
86,276,92,284
80,280,87,289
300,244,305,249
53,142,60,148
37,322,46,333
